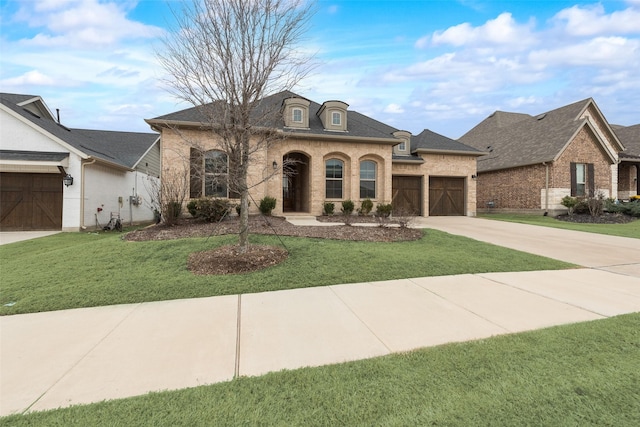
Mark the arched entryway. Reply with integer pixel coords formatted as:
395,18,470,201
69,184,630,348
282,152,310,213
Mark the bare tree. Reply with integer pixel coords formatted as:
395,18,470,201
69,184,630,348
157,0,315,251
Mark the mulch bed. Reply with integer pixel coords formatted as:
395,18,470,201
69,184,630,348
556,213,636,224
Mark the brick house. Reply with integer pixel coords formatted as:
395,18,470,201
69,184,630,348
458,98,627,213
146,91,484,217
614,124,640,200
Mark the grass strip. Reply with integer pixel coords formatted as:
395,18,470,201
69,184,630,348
479,213,640,238
2,313,638,426
0,229,572,315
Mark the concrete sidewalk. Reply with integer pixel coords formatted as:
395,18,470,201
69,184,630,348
2,268,640,415
1,216,639,415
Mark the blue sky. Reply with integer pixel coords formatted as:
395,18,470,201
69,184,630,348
1,0,639,138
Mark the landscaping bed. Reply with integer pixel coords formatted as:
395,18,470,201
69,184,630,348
124,215,422,275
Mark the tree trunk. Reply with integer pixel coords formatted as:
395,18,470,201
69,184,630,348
238,189,250,252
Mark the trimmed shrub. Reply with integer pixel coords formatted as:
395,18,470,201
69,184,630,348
358,198,374,216
375,203,393,218
323,202,335,215
186,200,198,217
561,196,578,215
191,197,232,222
258,196,277,215
341,199,355,216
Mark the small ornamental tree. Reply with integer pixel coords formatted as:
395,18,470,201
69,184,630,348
158,0,315,252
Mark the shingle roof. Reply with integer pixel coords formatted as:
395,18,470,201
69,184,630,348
411,129,483,155
1,93,158,169
149,90,401,141
0,150,69,162
459,99,594,172
615,124,640,159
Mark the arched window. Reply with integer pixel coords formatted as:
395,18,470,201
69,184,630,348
360,160,376,199
325,159,344,199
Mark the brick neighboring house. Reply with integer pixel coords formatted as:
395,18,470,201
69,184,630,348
458,98,626,213
146,91,484,217
614,124,640,200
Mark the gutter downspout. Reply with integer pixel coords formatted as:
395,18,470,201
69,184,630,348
80,158,96,230
542,162,549,214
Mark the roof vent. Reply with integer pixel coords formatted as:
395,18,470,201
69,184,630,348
486,146,493,152
536,113,546,120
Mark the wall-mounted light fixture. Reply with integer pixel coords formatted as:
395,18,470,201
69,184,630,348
272,160,278,170
62,174,74,187
471,174,477,180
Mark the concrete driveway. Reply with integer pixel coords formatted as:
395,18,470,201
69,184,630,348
0,231,61,246
1,216,639,415
415,216,640,277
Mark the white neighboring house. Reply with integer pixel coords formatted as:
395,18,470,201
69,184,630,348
0,93,160,231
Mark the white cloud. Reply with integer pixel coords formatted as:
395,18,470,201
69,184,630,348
552,4,640,36
529,36,640,68
14,0,163,48
425,13,536,49
384,103,405,114
1,70,57,86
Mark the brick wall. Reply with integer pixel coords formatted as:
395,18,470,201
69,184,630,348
477,164,546,209
161,128,479,216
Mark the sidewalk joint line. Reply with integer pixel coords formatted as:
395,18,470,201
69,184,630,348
328,285,393,353
20,303,142,414
234,294,242,379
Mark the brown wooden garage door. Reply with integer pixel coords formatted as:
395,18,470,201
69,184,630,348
0,173,63,231
429,177,465,216
392,176,422,215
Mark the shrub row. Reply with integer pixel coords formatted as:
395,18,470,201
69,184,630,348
187,196,277,222
322,199,393,218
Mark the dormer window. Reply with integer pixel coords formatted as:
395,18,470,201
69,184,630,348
283,97,310,128
318,100,348,132
392,130,412,156
293,108,303,123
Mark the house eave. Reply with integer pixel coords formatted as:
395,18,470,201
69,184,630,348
415,148,487,157
285,130,400,145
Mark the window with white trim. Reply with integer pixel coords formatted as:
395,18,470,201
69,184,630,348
332,111,342,126
360,160,376,199
325,159,343,199
292,108,303,123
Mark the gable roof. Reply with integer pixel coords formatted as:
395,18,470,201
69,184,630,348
411,129,484,156
459,98,623,172
146,90,401,143
1,92,158,170
615,124,640,160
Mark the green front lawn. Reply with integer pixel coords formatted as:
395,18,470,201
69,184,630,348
479,213,640,239
2,313,638,426
0,229,572,315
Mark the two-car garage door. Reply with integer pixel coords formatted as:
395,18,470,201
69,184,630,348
392,176,465,216
0,173,63,231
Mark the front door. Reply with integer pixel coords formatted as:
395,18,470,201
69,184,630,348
282,152,309,213
283,168,297,212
